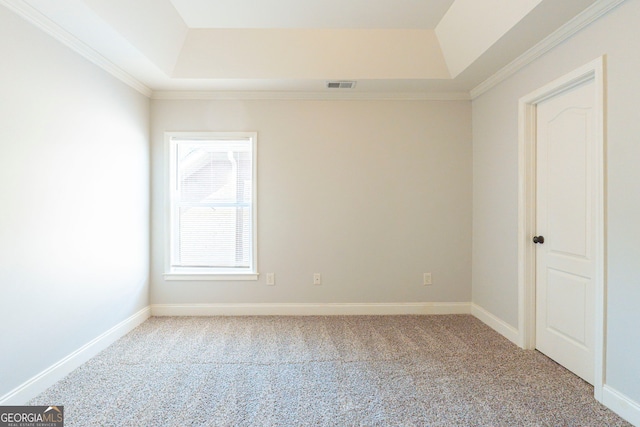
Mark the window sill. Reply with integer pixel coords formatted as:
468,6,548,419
163,273,259,281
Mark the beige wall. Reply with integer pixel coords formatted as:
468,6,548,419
0,6,150,398
151,99,472,305
472,0,640,406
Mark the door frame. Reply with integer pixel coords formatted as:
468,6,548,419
517,56,606,400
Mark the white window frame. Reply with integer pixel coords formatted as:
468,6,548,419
163,131,258,281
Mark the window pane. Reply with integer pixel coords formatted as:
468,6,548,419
177,206,251,268
178,146,239,204
178,142,253,203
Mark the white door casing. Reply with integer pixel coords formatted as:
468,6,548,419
518,57,605,399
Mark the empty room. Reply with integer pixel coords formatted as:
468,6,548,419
0,0,638,425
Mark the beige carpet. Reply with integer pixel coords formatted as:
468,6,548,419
29,315,629,426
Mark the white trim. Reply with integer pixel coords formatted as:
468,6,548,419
517,57,606,400
150,302,471,316
151,91,471,101
518,85,539,351
0,0,152,97
3,0,623,101
602,385,640,426
164,132,259,279
0,306,151,405
163,273,259,281
471,0,625,99
471,304,520,346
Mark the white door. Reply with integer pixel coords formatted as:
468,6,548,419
535,79,596,384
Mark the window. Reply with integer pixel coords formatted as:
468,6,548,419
165,132,257,280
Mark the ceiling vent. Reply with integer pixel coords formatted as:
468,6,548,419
326,81,357,89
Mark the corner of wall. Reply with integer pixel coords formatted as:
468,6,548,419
471,303,521,347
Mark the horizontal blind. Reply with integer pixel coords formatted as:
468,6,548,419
171,138,253,271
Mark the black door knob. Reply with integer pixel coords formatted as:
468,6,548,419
533,236,545,244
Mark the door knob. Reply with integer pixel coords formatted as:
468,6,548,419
533,236,545,244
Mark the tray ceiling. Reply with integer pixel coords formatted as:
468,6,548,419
6,0,603,95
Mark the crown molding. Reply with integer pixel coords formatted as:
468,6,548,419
470,0,626,99
151,90,471,101
7,0,621,102
0,0,152,97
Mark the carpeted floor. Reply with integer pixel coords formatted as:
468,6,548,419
29,315,630,426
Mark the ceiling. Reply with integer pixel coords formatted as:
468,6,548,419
169,0,456,29
8,0,602,96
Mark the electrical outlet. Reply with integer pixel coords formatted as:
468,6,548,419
423,273,432,286
313,273,322,285
266,273,275,286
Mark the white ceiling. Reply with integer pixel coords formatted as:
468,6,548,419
8,0,603,96
168,0,456,29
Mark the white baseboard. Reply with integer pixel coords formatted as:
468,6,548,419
471,303,520,346
0,306,151,405
602,385,640,426
151,302,471,316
